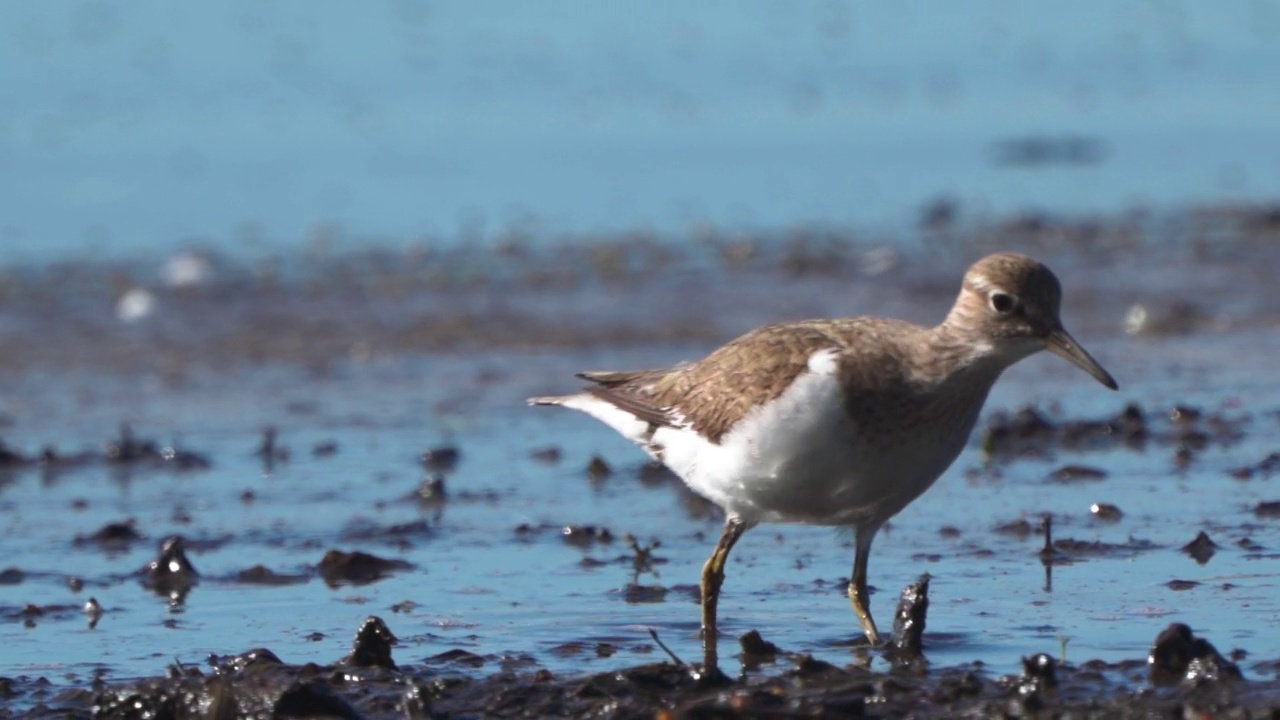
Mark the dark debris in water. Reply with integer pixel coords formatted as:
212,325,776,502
1148,622,1243,687
317,549,414,588
420,446,460,473
340,517,432,546
1254,500,1280,519
888,573,930,660
343,616,398,670
412,475,448,506
511,522,619,548
1048,464,1107,482
992,517,1036,538
1181,530,1220,565
233,565,310,586
1029,513,1159,592
83,597,103,629
1050,535,1160,559
621,583,668,603
585,454,612,481
991,134,1107,167
425,648,487,669
210,647,284,674
107,424,211,471
1227,450,1280,480
529,445,562,464
75,519,144,549
981,402,1247,463
1013,652,1057,712
1089,502,1124,522
561,524,614,547
0,601,86,629
0,425,211,478
142,536,199,605
25,616,1274,719
737,629,781,665
254,426,289,472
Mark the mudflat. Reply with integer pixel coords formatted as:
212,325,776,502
4,208,1280,717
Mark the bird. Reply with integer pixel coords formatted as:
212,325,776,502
528,252,1117,675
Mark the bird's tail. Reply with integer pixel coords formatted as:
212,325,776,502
527,395,573,407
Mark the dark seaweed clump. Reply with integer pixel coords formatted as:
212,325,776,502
44,617,1265,719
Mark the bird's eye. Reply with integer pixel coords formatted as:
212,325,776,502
989,292,1016,314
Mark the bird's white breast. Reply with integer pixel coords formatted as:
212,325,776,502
655,348,977,526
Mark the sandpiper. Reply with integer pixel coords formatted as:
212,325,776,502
529,253,1117,674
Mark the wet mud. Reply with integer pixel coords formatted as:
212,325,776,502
0,200,1279,377
15,613,1279,719
5,206,1280,716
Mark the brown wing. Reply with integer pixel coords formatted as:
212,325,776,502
580,321,853,443
574,369,675,427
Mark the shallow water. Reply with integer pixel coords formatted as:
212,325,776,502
3,235,1280,711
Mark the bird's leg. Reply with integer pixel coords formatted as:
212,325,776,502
700,515,747,674
848,524,881,645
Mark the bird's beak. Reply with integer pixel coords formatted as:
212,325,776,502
1045,327,1118,390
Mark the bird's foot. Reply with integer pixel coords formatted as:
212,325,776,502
691,662,733,690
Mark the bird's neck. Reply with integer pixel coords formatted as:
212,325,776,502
921,323,1012,388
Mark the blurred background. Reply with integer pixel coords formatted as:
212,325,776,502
4,1,1280,262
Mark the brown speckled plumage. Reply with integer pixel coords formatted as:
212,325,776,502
581,318,981,444
529,252,1117,669
573,253,1092,445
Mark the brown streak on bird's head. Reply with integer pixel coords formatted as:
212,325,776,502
950,252,1063,341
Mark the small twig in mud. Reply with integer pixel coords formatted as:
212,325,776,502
648,628,686,668
1038,513,1058,593
1038,513,1054,558
255,426,289,474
